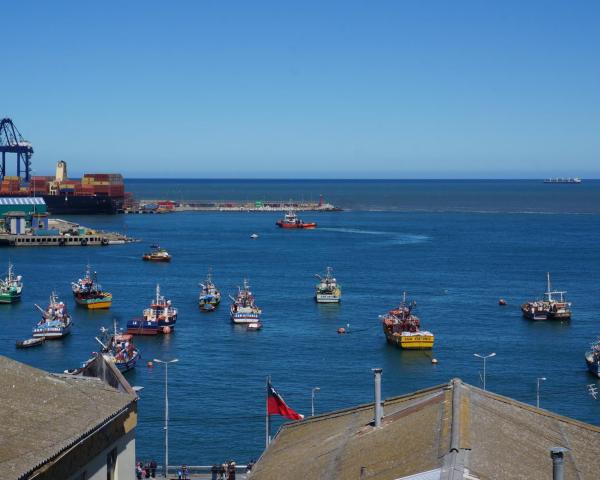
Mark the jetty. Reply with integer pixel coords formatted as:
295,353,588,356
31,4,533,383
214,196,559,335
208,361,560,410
125,197,341,214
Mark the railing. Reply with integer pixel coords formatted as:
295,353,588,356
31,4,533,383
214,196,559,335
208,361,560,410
154,464,249,476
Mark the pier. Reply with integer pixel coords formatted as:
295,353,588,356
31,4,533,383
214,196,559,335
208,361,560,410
124,198,341,214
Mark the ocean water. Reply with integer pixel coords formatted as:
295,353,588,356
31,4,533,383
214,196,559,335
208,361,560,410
2,180,600,466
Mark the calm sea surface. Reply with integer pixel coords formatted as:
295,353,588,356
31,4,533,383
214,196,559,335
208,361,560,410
2,180,600,466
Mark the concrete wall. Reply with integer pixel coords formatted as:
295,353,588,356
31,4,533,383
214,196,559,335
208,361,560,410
67,428,136,480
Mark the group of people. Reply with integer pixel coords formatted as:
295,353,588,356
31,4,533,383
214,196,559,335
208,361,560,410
210,460,244,480
135,459,157,479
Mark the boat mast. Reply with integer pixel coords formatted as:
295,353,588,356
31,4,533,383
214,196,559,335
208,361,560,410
546,272,553,302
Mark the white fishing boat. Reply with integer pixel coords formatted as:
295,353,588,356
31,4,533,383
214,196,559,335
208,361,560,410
230,279,262,324
315,267,341,303
32,292,72,339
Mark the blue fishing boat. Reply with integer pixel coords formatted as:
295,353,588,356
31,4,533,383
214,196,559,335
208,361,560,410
96,322,141,373
585,339,600,378
127,284,177,335
32,293,72,339
199,270,221,312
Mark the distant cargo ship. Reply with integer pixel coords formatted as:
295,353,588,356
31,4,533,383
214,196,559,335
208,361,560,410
543,177,582,184
0,160,126,214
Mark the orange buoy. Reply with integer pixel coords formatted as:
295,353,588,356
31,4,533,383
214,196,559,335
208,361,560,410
498,298,507,306
337,327,346,334
147,361,153,368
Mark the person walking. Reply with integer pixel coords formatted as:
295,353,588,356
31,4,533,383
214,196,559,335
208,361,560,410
219,463,227,480
150,459,157,478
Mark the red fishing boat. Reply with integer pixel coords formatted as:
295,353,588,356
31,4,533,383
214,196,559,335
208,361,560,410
276,211,317,229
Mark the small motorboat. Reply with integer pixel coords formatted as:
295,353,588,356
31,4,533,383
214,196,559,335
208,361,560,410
250,233,259,239
16,337,45,349
247,321,262,331
200,303,216,313
498,298,507,306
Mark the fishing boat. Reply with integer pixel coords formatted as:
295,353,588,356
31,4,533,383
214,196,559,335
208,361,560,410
247,321,262,331
314,267,341,303
585,339,600,378
0,262,23,304
380,292,435,350
127,284,177,335
276,210,317,229
142,245,172,262
32,293,72,339
16,337,45,349
95,321,141,373
230,279,262,324
199,271,221,312
71,264,112,309
521,273,572,321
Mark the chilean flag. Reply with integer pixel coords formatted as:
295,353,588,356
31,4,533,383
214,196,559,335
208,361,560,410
267,381,304,420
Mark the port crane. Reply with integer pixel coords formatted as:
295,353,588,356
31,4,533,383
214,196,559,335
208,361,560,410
0,118,33,181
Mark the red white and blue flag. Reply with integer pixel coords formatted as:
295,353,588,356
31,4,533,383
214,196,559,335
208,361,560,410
267,381,304,420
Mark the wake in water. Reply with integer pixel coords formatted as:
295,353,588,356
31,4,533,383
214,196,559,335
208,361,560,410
319,227,430,245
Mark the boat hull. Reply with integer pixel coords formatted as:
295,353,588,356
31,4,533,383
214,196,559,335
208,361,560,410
106,352,140,373
32,323,72,339
126,319,159,335
231,312,261,324
142,256,171,262
16,337,45,348
585,353,600,378
74,295,112,309
0,292,21,303
385,332,435,349
315,294,341,303
276,221,317,229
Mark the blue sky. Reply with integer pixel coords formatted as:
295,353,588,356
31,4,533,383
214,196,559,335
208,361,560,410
2,1,599,178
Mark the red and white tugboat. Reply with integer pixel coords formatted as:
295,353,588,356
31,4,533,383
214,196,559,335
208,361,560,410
276,210,317,229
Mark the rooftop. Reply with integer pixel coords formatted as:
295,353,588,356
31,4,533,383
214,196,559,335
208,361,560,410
0,355,137,479
0,197,46,206
250,378,600,480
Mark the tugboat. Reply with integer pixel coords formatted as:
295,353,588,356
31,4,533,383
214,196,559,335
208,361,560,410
199,271,221,312
71,264,112,309
521,273,572,321
95,321,141,373
585,339,600,378
314,267,341,303
32,293,72,339
127,284,177,335
230,279,262,324
0,262,23,304
276,210,317,229
142,245,172,262
380,292,434,349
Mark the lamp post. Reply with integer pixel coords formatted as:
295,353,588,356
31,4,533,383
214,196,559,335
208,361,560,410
537,377,547,408
154,358,179,478
311,387,320,417
473,352,496,391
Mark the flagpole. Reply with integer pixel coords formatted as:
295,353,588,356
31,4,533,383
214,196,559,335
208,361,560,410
265,375,271,449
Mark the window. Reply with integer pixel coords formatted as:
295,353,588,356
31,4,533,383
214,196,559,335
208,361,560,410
106,448,117,480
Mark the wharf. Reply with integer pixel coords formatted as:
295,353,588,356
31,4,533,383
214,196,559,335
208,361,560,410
125,199,341,214
0,218,136,247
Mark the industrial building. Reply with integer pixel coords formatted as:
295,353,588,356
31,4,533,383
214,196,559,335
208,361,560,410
0,354,138,480
0,197,47,234
250,377,600,480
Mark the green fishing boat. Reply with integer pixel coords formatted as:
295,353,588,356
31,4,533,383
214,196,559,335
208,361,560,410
0,262,23,304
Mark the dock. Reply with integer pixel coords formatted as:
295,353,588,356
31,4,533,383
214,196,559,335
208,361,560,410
0,218,136,247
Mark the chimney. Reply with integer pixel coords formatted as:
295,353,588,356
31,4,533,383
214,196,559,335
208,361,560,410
550,447,567,480
372,368,383,427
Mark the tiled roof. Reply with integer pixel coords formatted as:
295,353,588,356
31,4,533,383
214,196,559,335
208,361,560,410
250,379,600,480
0,355,136,479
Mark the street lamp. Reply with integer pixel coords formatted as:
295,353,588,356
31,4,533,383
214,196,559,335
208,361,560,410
473,352,496,391
537,377,547,408
154,358,179,478
311,387,320,417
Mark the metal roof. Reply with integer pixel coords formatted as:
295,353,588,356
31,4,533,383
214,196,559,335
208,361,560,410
0,355,136,479
250,379,600,480
0,197,45,205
